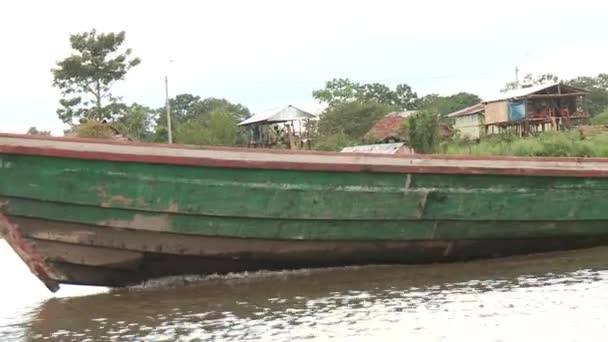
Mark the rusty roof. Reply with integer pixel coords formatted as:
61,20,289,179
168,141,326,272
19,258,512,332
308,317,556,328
446,103,484,118
366,115,406,142
365,111,418,142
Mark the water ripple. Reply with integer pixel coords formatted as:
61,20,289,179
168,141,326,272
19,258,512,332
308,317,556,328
3,243,608,341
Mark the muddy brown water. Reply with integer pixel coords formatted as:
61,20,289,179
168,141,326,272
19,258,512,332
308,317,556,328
2,239,608,341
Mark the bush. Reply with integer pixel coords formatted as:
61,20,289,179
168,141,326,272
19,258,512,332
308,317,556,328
318,101,396,140
175,110,239,146
74,120,116,139
313,132,356,151
407,110,440,154
591,108,608,125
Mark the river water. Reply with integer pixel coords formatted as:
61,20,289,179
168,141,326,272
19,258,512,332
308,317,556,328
2,239,608,341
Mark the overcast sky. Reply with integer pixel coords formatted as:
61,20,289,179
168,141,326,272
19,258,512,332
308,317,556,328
1,0,607,135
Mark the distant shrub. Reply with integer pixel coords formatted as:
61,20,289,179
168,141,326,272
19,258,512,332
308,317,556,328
407,110,440,154
175,109,239,146
74,120,116,139
313,132,356,151
591,108,608,125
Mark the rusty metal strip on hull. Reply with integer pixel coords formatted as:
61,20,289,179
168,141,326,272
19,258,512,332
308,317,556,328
0,211,60,292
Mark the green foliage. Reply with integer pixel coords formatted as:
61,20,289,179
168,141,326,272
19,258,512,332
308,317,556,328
312,132,356,151
398,117,410,141
313,78,364,107
407,110,441,154
26,127,51,136
394,84,418,109
568,74,608,116
312,78,417,109
416,92,481,115
73,120,116,139
318,101,396,140
113,103,155,141
360,83,395,104
445,131,608,157
175,109,239,146
52,29,141,124
155,95,250,142
591,108,608,125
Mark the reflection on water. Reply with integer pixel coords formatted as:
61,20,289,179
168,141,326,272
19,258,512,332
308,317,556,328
3,239,608,341
0,240,106,341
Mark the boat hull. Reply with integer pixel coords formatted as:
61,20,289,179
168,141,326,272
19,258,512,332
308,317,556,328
4,215,608,289
3,134,608,291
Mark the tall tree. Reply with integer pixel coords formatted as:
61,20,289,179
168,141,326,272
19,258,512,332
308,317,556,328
52,29,141,124
417,92,481,115
394,83,419,109
113,103,156,141
313,78,418,109
194,98,251,122
317,101,396,140
154,94,250,143
360,83,395,105
567,74,608,116
312,78,363,107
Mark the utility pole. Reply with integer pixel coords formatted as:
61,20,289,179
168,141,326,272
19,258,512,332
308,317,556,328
515,66,520,89
165,74,173,144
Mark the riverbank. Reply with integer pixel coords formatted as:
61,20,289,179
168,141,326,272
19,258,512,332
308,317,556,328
444,130,608,157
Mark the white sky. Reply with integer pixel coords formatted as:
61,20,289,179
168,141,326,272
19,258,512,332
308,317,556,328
1,0,607,135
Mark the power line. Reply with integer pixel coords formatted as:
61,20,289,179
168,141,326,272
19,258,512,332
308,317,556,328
238,72,497,85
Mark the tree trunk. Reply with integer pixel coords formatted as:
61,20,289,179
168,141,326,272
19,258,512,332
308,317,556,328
96,80,102,119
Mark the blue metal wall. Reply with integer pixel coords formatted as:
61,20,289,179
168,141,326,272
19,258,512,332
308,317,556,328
508,100,526,121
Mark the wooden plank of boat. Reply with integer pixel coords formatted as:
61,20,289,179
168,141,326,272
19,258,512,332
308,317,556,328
2,133,608,292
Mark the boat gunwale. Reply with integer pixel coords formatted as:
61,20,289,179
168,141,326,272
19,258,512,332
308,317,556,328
3,133,608,178
1,132,607,163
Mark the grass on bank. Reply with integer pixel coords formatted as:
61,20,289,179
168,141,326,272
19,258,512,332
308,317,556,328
443,130,608,158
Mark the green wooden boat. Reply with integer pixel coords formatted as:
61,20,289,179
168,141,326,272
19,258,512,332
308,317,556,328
2,133,608,292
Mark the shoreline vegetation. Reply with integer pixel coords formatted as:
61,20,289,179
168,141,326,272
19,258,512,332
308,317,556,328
444,129,608,158
18,29,608,159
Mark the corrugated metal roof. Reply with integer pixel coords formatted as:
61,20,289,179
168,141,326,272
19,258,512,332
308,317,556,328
447,103,484,118
239,105,317,126
483,83,560,103
483,82,589,103
341,142,405,154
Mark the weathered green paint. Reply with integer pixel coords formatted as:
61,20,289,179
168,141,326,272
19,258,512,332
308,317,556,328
4,192,608,241
2,154,608,241
2,155,608,220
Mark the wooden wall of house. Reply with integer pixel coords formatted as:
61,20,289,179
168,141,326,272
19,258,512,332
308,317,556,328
484,101,508,124
454,113,483,139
